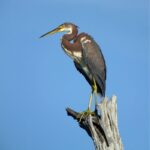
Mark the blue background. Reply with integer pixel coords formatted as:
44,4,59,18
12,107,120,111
0,0,149,150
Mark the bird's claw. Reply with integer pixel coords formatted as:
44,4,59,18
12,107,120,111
77,109,95,122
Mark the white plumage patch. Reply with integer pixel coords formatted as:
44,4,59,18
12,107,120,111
80,62,92,80
63,27,73,34
80,37,91,44
80,37,86,42
83,39,91,44
73,51,82,58
82,65,90,75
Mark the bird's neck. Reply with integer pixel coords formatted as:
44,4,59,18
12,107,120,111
61,35,82,53
61,26,82,54
62,33,89,54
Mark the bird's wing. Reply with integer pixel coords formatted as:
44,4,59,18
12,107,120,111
81,35,106,96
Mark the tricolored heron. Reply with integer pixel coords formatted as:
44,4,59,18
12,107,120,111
40,22,106,111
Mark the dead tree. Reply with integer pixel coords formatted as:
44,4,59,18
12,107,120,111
66,95,123,150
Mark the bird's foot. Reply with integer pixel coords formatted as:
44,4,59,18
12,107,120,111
77,108,95,122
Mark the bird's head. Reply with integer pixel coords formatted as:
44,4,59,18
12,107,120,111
40,22,78,38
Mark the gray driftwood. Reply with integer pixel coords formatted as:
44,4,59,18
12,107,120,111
66,95,123,150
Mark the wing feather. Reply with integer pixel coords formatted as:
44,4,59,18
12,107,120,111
81,35,106,96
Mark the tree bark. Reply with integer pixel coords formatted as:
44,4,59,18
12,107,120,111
66,95,123,150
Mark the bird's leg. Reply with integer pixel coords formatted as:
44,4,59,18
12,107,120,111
78,91,94,122
93,78,98,111
88,92,93,111
87,78,98,110
78,79,99,122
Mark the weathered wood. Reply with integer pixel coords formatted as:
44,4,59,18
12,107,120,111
66,95,123,150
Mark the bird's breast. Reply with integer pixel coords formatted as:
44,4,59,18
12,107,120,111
61,43,82,62
62,41,92,80
61,44,73,58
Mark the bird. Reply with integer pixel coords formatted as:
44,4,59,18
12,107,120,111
40,22,106,111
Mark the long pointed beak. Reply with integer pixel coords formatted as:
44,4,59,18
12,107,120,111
40,26,63,38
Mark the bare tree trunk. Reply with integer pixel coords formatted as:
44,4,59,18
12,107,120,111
66,95,123,150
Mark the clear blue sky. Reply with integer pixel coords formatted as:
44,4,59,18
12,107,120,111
0,0,149,150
